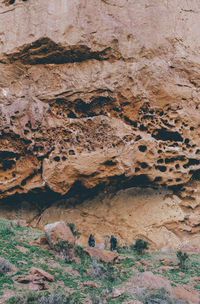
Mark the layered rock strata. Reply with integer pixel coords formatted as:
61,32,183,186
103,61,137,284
0,0,200,248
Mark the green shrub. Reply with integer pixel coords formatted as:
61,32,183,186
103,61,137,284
131,239,148,255
89,289,107,304
91,259,121,283
8,290,81,304
75,245,84,258
39,291,81,304
8,291,40,304
54,239,73,262
136,287,187,303
116,243,129,253
176,251,189,269
67,223,80,240
0,224,15,238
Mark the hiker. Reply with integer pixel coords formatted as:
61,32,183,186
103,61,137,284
110,235,117,251
88,234,95,247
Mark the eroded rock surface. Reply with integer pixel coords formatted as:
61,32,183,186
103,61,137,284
0,0,200,248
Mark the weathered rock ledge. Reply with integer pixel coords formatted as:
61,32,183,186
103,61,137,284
0,0,199,248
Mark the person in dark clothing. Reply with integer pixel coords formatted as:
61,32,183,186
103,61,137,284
88,234,95,247
110,235,117,251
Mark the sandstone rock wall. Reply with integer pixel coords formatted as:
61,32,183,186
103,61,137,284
0,0,200,248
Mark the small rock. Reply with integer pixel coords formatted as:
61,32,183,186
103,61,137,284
159,258,173,266
17,260,28,265
39,258,45,264
16,246,29,254
117,256,127,261
140,259,149,266
135,262,142,267
13,274,34,283
38,235,48,245
83,281,99,288
192,277,200,282
111,288,122,298
157,266,174,272
72,257,81,264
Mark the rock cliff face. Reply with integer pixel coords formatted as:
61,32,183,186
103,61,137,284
0,0,200,248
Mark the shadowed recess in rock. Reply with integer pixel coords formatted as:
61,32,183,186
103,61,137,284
1,38,118,65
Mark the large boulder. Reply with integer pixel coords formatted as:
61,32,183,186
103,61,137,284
0,257,18,275
135,271,173,293
134,271,199,304
172,284,199,304
44,221,75,260
83,247,118,263
44,221,75,248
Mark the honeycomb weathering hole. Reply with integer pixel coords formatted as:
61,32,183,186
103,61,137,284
53,156,60,162
69,150,75,155
138,145,147,152
152,128,183,142
155,165,167,172
104,160,116,166
140,162,148,169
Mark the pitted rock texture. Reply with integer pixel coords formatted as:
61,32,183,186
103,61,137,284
0,0,200,247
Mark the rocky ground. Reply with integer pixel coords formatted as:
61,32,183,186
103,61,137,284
0,218,199,304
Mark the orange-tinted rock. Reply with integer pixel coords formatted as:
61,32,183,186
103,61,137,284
29,267,54,282
160,258,174,266
44,221,75,248
83,281,99,288
38,235,48,245
135,262,142,267
83,248,118,263
140,259,149,266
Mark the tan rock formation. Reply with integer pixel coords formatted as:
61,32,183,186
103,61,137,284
44,221,75,248
0,0,200,248
29,267,55,282
83,247,118,263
